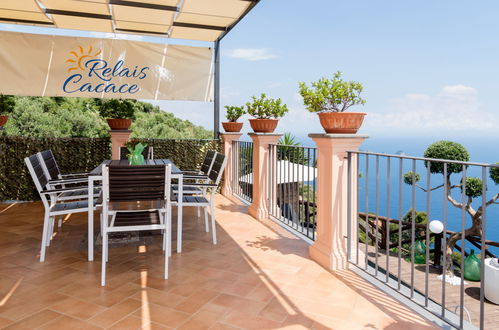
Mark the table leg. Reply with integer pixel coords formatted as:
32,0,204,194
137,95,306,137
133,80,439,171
88,177,94,261
177,175,183,253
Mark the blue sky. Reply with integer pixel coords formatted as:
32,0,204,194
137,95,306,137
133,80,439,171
1,0,499,151
156,0,499,145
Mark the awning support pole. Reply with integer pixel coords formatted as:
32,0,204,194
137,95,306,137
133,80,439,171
214,40,221,139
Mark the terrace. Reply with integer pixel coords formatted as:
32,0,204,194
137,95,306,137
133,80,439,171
1,1,498,329
0,195,434,329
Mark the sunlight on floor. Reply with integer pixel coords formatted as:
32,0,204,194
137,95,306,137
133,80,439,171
140,270,151,330
0,277,23,307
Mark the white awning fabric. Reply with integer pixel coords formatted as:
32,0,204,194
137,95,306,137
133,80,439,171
0,31,214,101
0,0,258,42
240,160,317,184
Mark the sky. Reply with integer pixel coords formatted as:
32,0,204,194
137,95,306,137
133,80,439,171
1,0,499,153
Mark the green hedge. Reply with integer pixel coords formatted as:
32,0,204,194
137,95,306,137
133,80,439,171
0,136,111,201
0,136,220,201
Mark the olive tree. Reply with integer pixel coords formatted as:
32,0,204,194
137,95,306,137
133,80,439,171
404,140,499,275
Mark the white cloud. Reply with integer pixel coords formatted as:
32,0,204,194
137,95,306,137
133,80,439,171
225,48,278,61
364,85,499,136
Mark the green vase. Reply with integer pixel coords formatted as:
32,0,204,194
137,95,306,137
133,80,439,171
128,153,144,165
464,249,481,282
413,239,426,264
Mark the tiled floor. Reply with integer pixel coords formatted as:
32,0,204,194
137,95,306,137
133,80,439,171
0,195,437,329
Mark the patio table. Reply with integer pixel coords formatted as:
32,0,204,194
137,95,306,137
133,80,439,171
86,159,184,261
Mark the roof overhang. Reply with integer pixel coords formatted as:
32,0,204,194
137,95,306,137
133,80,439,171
0,0,261,42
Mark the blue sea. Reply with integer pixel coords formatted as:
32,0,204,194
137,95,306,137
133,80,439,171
296,135,499,255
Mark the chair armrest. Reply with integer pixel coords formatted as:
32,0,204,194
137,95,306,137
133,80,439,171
60,172,89,178
40,186,100,195
181,183,217,188
183,174,209,180
49,177,89,185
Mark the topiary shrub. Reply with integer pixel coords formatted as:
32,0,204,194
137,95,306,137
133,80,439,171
423,140,469,175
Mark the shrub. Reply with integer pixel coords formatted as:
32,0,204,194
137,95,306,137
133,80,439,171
224,105,245,122
403,171,421,185
423,141,469,175
246,93,288,119
299,71,366,113
0,95,15,115
99,99,136,120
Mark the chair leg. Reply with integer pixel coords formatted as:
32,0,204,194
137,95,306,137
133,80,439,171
58,217,62,228
40,213,50,262
204,207,209,232
197,206,200,218
46,216,54,247
177,206,182,253
101,232,108,286
210,202,217,245
167,209,172,257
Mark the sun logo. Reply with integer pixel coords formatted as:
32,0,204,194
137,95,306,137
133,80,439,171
66,46,102,73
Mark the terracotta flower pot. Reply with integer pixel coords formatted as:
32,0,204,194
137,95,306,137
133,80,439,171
318,112,366,134
222,122,243,133
107,118,132,130
0,115,8,127
249,119,279,133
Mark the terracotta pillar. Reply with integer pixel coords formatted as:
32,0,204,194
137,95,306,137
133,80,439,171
220,133,243,197
248,133,282,220
109,130,131,160
309,133,368,271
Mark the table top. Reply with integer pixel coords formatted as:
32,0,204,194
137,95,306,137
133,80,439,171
89,159,182,176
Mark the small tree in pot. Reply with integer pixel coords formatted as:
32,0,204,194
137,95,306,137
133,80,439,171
246,93,288,133
0,94,15,128
299,71,366,133
222,105,245,132
99,99,136,130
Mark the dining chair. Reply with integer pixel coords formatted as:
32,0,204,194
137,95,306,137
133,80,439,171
180,150,217,179
100,163,172,286
119,146,154,160
173,153,228,248
24,154,97,262
39,150,90,182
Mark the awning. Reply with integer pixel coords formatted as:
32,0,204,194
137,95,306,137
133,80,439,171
240,160,317,184
0,0,259,42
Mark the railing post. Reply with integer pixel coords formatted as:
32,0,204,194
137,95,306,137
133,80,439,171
220,133,243,197
248,133,282,220
109,130,131,160
309,133,368,271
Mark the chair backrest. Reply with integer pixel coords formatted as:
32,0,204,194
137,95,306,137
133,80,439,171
103,164,171,203
38,150,61,180
208,153,228,185
119,146,154,160
24,154,50,208
200,150,217,174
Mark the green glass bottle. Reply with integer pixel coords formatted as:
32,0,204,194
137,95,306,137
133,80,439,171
464,249,481,282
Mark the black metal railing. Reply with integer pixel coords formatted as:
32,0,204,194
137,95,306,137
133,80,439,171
268,144,317,241
232,140,253,203
347,151,499,330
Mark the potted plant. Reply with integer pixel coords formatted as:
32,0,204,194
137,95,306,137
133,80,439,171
246,93,288,133
0,94,15,128
299,71,366,134
99,99,136,130
222,105,245,132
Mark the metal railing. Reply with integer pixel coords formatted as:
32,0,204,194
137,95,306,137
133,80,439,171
347,151,499,330
268,144,317,241
232,140,253,203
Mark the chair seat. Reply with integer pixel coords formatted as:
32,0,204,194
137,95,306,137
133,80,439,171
114,211,162,227
50,199,97,214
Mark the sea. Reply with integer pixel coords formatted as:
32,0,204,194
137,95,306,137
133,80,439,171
295,134,499,256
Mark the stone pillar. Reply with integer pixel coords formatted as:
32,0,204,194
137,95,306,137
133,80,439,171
309,133,368,271
248,133,282,220
109,130,131,160
220,133,243,197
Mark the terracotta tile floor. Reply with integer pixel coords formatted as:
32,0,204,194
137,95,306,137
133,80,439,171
0,195,438,329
